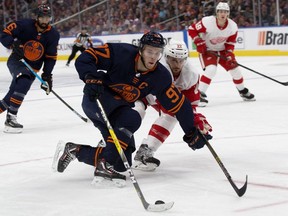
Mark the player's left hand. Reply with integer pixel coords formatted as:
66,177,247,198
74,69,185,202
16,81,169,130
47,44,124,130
41,73,53,95
225,51,237,67
194,112,212,134
84,74,104,101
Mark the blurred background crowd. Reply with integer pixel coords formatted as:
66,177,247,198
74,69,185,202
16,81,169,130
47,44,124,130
1,0,288,37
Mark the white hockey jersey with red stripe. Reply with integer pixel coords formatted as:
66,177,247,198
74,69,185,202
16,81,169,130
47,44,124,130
188,15,238,51
162,59,200,108
146,59,200,110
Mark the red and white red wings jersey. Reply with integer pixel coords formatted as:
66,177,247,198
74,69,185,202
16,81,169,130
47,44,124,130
161,59,199,91
145,59,200,107
158,59,200,108
189,16,238,51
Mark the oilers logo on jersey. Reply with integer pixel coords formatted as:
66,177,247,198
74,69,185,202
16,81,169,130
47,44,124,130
110,84,141,102
23,40,45,61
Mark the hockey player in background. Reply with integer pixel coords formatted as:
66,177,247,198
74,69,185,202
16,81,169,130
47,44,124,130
188,1,255,107
132,39,212,171
66,27,93,66
0,4,60,133
53,32,212,187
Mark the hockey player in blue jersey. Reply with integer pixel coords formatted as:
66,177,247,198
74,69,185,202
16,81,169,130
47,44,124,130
0,4,60,133
53,32,212,187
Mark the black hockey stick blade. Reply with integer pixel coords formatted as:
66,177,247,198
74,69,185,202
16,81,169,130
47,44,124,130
128,167,174,212
146,201,174,212
229,175,248,197
200,132,248,197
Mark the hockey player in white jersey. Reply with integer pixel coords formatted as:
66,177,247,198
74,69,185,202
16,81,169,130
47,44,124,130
188,1,255,107
133,39,212,171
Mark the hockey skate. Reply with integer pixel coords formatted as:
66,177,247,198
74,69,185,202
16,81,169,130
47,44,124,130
4,113,23,134
133,144,160,171
52,141,80,173
238,88,256,101
199,91,208,107
91,158,126,188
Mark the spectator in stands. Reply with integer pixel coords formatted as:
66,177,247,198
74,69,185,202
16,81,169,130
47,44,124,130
261,5,275,26
3,0,288,36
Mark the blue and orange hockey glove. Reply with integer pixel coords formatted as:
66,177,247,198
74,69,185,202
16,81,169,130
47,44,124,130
183,127,212,150
84,74,104,101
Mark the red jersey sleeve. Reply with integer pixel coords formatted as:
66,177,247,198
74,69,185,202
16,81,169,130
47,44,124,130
188,20,207,40
224,31,238,51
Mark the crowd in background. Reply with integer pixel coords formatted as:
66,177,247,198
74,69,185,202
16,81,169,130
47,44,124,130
1,0,288,37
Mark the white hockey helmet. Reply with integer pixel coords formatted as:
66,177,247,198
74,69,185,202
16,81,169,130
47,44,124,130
216,2,230,13
164,39,188,59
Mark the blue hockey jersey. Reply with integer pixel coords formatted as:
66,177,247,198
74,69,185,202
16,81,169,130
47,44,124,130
76,43,196,134
1,19,60,75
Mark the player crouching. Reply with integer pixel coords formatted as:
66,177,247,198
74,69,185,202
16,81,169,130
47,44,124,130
133,39,212,171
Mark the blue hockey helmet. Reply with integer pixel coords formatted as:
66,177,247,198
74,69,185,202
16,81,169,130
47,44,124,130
139,31,166,50
37,4,52,17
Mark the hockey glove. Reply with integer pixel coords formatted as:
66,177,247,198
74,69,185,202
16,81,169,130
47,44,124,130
225,51,237,67
83,74,104,101
193,37,207,54
12,40,24,59
194,113,212,134
41,73,53,95
183,127,212,150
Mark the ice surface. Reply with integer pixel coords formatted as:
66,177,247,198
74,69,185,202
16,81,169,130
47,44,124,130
0,57,287,216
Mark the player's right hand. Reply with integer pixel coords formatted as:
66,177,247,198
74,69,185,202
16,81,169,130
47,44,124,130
183,127,212,150
193,37,207,54
225,51,237,67
84,74,104,101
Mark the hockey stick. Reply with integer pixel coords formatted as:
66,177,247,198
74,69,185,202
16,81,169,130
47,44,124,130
200,133,248,197
208,51,288,86
20,59,89,123
96,99,174,212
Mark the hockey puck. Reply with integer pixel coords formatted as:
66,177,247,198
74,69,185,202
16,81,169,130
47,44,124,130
155,200,165,205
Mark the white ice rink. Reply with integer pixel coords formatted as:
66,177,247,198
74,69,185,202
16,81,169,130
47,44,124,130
0,56,287,216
